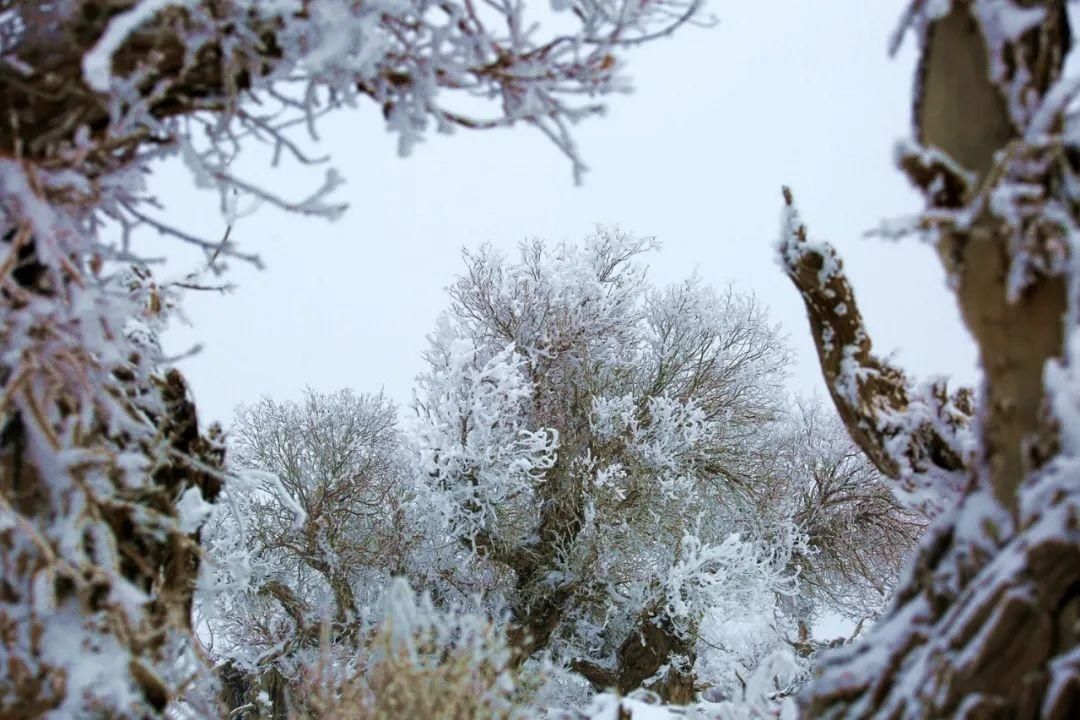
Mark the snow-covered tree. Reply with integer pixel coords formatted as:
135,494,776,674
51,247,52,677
197,237,918,716
0,1,703,716
199,390,412,682
783,2,1080,716
773,399,925,623
410,232,800,702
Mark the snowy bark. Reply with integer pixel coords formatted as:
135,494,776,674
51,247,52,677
790,2,1080,717
778,187,972,514
572,603,698,704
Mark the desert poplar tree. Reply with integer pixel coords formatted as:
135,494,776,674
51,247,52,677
782,1,1080,716
411,233,801,702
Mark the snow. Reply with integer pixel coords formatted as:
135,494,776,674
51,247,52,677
177,487,214,534
775,196,840,287
83,1,198,92
0,0,1000,715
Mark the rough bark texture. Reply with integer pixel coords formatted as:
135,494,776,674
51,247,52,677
792,1,1080,717
778,188,973,511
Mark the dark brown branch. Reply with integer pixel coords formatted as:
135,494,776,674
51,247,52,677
258,579,308,631
572,601,697,703
778,187,971,505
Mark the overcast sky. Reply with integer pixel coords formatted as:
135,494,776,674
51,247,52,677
158,0,980,428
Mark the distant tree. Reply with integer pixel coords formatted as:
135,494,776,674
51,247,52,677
201,390,412,687
0,1,702,715
772,399,925,623
411,231,798,702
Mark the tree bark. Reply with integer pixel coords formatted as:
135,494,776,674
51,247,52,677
792,2,1080,717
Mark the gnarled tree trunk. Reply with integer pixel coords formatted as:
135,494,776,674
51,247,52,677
786,2,1080,717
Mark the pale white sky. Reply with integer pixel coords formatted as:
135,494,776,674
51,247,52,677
159,0,979,428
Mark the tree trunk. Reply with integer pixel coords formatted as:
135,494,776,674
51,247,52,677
219,663,289,720
787,2,1080,717
572,604,698,704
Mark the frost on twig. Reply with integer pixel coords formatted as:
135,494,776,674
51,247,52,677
2,0,705,184
777,186,971,513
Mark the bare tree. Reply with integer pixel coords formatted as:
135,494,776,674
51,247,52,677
203,390,413,675
773,399,926,623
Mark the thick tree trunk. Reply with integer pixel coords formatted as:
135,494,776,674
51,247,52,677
496,417,701,702
789,2,1080,717
219,662,289,720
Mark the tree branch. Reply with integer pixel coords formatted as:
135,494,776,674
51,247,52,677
258,579,308,631
778,186,972,510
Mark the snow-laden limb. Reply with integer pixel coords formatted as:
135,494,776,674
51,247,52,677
82,0,200,93
895,2,1071,514
0,151,229,716
3,300,223,711
3,0,705,184
776,186,972,514
412,325,559,564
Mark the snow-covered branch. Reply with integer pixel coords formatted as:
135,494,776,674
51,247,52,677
778,186,972,513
